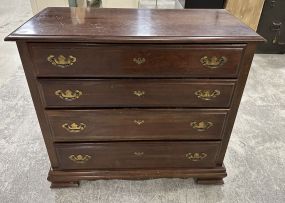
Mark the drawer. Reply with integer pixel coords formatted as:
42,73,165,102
46,109,228,141
29,43,245,78
55,141,221,170
39,79,236,108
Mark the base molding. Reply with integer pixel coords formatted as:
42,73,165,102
195,177,224,185
50,181,80,188
47,165,227,188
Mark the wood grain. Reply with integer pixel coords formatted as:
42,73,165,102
30,43,245,78
5,8,264,42
39,79,236,108
47,166,227,187
46,109,229,141
226,0,265,31
55,141,221,170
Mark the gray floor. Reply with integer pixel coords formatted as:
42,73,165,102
0,0,285,203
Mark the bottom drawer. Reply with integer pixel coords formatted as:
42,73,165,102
55,142,221,170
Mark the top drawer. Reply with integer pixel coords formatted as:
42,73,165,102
29,43,245,78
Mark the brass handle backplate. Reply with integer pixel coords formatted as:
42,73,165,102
47,55,76,68
190,121,214,131
133,57,146,65
186,153,207,161
134,152,144,156
62,123,86,133
200,56,227,69
195,90,220,101
69,154,91,164
55,89,82,101
133,90,145,97
134,120,145,125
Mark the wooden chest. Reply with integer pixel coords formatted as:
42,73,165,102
5,8,263,188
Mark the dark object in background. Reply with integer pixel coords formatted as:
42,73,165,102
183,0,225,8
256,0,285,54
68,0,101,7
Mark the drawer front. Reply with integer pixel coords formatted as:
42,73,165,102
30,43,245,78
55,142,221,170
47,109,228,141
39,79,236,108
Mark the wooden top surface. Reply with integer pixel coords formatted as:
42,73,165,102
5,7,264,43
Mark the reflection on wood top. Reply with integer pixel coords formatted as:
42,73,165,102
5,7,264,43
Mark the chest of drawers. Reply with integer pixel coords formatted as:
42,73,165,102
5,8,264,188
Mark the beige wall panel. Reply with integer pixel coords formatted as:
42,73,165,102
30,0,68,14
102,0,139,8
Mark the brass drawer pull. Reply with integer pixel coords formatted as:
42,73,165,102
134,152,144,156
195,90,220,101
69,154,91,164
133,90,145,97
55,89,82,101
47,55,76,68
190,121,213,131
200,56,227,69
133,57,146,65
62,123,86,133
134,120,144,125
186,153,207,161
